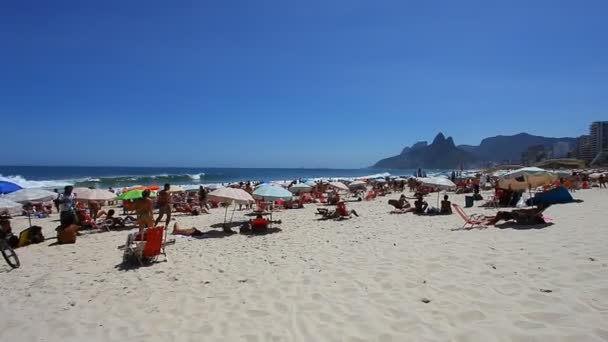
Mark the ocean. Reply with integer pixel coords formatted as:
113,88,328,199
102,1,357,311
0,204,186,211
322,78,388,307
0,166,450,190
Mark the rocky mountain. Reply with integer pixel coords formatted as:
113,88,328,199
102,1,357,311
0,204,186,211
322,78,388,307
457,133,577,162
374,133,476,169
373,132,577,169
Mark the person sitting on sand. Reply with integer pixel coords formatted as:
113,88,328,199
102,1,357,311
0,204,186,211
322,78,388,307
440,195,452,214
0,215,19,248
413,193,428,214
134,190,154,234
388,194,411,211
56,223,80,244
337,201,359,218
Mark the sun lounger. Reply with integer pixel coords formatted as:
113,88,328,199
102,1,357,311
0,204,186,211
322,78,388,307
452,204,488,228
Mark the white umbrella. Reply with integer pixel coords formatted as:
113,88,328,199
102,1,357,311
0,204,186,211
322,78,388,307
0,198,23,216
418,177,456,190
498,167,557,191
3,188,57,203
205,184,225,190
208,188,254,204
208,188,255,225
418,177,456,207
328,181,349,192
589,172,606,180
348,180,367,189
72,187,117,201
289,183,312,193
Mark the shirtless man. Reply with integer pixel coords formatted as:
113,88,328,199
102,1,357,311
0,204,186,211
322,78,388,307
155,183,172,228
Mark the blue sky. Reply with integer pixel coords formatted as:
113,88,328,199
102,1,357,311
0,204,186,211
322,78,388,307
1,0,607,168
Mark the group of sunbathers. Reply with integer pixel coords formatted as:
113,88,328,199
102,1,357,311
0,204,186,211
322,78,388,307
389,193,452,215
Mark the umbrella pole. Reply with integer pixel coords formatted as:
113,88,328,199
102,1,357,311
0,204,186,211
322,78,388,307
229,204,237,223
28,212,32,227
223,205,229,226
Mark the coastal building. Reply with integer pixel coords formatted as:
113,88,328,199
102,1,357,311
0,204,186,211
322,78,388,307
552,141,570,159
577,135,594,164
521,144,546,166
590,121,608,157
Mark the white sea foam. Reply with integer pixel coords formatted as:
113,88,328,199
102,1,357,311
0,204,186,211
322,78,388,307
0,174,73,189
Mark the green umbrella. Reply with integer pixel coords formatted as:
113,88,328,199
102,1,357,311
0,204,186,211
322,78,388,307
117,189,157,200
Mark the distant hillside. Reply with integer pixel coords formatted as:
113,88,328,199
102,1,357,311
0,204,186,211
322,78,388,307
373,132,577,169
374,133,476,169
458,133,577,162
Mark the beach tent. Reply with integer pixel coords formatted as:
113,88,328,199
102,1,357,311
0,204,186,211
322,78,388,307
0,181,22,194
529,186,573,206
497,167,557,191
253,184,293,201
3,189,57,203
73,187,117,201
0,198,23,216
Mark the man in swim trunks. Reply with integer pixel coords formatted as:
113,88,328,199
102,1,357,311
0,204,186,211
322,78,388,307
134,189,154,234
155,183,172,228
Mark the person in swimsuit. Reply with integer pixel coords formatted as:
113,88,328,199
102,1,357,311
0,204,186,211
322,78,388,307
134,189,154,234
171,221,205,237
155,183,172,227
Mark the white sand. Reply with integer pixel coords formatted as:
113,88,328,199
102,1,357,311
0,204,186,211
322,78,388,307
2,189,608,341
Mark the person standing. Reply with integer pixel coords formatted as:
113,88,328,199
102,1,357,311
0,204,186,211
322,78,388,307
155,183,172,228
599,174,606,188
134,189,154,234
58,186,76,226
198,186,209,209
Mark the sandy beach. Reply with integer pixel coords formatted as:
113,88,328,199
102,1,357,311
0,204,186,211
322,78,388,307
2,188,608,342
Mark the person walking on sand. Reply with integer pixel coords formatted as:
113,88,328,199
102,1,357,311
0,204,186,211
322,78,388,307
155,183,172,228
599,174,606,188
134,189,154,234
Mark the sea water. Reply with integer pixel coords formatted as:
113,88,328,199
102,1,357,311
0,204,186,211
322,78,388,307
0,165,453,190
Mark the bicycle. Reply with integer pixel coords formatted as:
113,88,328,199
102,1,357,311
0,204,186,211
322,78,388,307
1,238,20,269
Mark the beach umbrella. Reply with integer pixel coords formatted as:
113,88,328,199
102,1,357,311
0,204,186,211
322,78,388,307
0,198,23,216
72,187,117,201
328,181,349,192
375,178,387,183
253,184,293,201
289,183,312,193
418,177,456,190
418,177,457,207
348,180,367,189
0,181,22,194
589,172,606,180
117,189,157,200
497,167,557,191
3,188,57,203
208,188,255,225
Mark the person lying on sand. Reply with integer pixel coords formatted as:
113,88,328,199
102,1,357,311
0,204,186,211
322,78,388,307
388,195,411,210
171,221,205,237
317,202,359,219
96,209,136,229
482,204,549,225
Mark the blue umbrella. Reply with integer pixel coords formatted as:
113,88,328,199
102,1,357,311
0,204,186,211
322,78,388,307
253,184,293,201
0,181,23,194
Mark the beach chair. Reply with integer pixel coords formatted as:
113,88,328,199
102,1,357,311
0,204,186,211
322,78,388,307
452,204,487,228
120,226,175,265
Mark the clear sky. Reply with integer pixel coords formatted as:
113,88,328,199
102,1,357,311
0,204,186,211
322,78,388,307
1,0,607,168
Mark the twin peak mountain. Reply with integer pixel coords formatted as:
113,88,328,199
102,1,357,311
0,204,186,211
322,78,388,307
373,132,576,169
